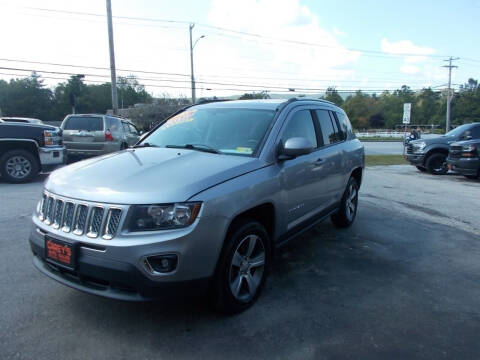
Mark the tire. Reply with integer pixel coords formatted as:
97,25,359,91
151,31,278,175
425,153,448,175
0,150,39,183
331,177,359,228
464,174,479,180
416,166,427,172
211,219,271,314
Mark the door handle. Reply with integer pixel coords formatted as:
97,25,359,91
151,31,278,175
312,158,325,166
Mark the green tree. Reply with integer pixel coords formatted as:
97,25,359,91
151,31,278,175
0,72,54,120
323,87,344,106
239,91,270,100
451,78,480,125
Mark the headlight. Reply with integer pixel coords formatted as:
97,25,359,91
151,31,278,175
414,141,427,152
462,144,476,152
128,202,201,231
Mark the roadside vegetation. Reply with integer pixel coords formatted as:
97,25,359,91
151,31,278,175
365,155,408,166
0,73,479,131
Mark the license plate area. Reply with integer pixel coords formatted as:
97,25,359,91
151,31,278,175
45,236,76,269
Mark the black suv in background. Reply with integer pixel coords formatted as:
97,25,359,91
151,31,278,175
0,122,65,183
406,122,480,174
447,139,480,179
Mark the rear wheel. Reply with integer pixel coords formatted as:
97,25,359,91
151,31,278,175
416,166,427,172
331,177,359,228
211,220,270,314
425,153,448,175
0,150,39,183
464,174,479,180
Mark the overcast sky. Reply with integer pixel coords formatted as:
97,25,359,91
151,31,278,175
0,0,479,98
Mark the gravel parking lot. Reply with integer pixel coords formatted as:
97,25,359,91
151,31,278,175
1,166,479,359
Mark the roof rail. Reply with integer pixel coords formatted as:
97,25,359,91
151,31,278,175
275,97,336,112
195,98,231,105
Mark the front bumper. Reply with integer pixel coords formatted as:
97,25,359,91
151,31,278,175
29,210,228,301
447,157,479,176
39,146,66,172
405,153,425,166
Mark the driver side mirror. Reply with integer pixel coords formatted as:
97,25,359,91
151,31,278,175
278,137,313,160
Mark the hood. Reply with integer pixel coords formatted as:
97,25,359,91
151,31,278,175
410,135,455,146
46,148,266,204
450,139,480,147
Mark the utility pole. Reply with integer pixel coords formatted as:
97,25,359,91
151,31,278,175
189,24,205,104
106,0,118,115
442,57,459,132
189,23,196,104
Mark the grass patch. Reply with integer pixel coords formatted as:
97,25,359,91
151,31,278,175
358,137,403,142
365,155,408,166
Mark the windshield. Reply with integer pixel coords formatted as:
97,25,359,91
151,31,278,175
445,124,471,137
143,108,275,156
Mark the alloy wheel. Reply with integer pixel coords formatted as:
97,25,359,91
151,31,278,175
229,234,266,302
345,183,357,221
6,156,32,179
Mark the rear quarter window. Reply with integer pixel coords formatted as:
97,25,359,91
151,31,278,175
336,112,355,140
64,116,104,131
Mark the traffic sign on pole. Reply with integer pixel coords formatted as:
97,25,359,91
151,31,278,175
403,103,411,124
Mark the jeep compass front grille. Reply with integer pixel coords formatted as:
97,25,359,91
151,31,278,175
38,192,125,239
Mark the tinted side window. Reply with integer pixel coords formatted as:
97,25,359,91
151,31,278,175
466,126,480,139
315,110,336,145
129,124,139,135
106,117,121,132
336,112,355,140
329,113,342,143
281,110,317,148
331,112,346,141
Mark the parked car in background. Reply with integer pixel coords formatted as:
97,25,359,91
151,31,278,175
60,114,140,158
447,139,480,179
1,117,44,125
0,122,65,183
405,122,480,174
30,98,364,313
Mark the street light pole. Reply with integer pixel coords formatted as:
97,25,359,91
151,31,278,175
189,23,196,104
189,23,205,104
106,0,119,115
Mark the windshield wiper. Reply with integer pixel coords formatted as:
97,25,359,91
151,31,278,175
133,142,158,148
165,144,221,154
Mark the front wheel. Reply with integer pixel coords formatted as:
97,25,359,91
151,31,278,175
0,150,39,183
211,220,270,314
425,153,448,175
416,166,427,172
331,177,359,228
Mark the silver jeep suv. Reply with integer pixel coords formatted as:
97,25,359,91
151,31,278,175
30,98,364,313
61,114,140,157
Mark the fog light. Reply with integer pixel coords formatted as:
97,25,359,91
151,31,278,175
144,254,178,274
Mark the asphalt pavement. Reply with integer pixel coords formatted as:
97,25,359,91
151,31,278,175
1,168,480,360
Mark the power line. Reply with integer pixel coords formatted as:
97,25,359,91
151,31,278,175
0,58,448,85
22,6,470,61
0,66,448,93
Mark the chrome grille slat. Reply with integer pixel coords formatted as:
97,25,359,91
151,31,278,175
73,205,88,235
104,209,122,240
38,192,124,239
62,202,75,232
39,194,47,220
53,200,64,229
45,197,55,225
87,207,104,238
